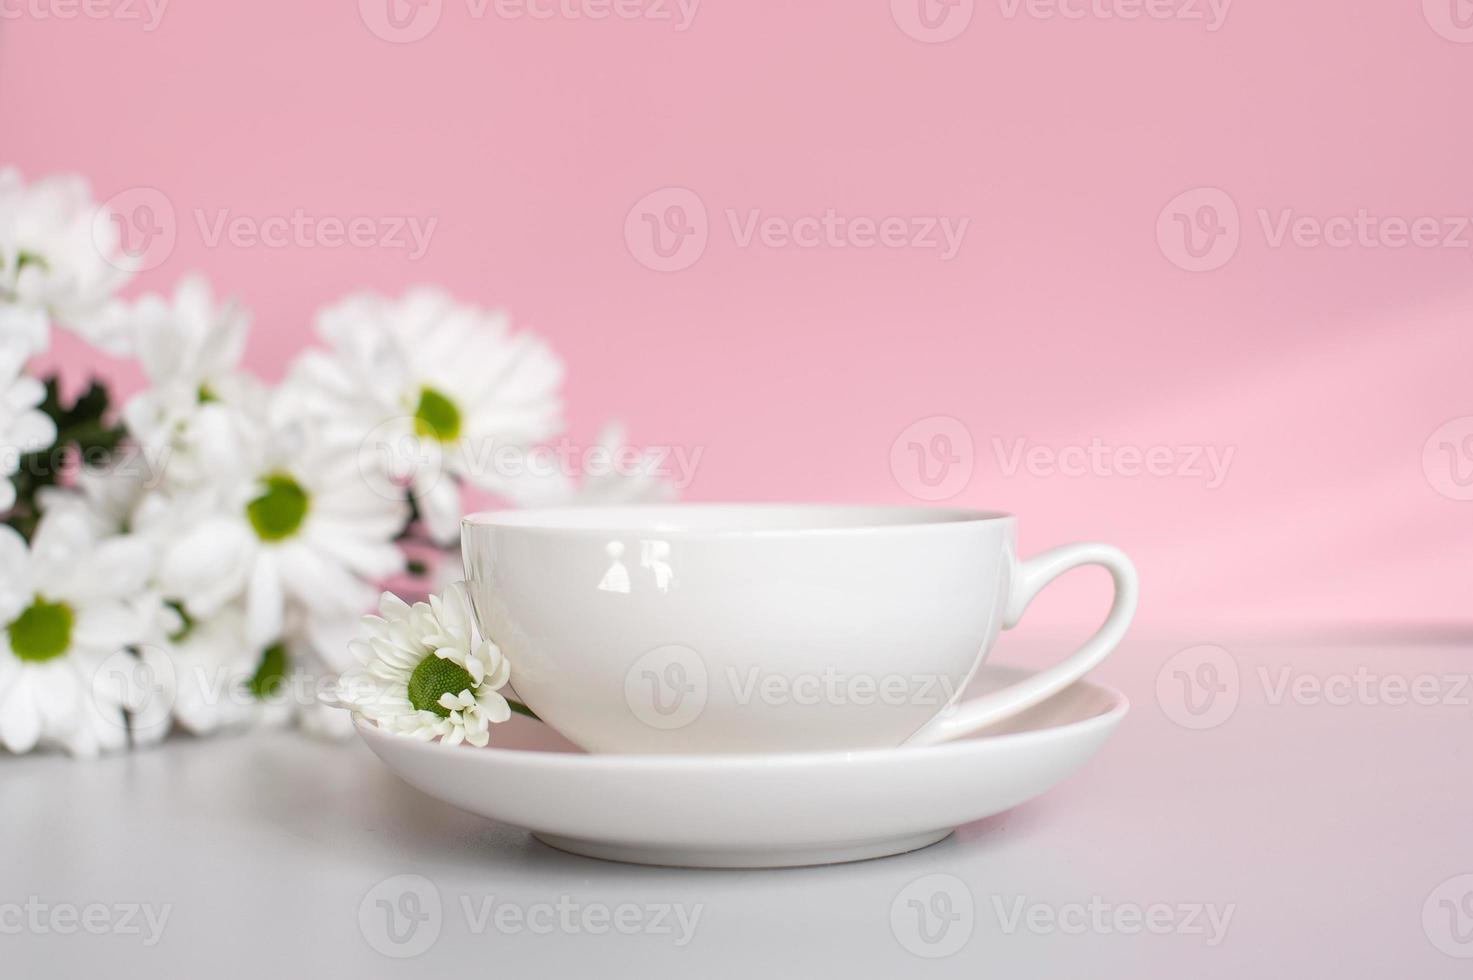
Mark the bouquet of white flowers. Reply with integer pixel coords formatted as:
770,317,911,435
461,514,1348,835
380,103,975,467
0,167,673,757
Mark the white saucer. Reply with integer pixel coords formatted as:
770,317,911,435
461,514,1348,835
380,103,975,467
353,664,1127,868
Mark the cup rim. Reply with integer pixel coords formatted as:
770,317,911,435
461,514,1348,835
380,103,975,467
462,503,1014,538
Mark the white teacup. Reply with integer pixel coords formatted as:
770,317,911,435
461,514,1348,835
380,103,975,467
462,504,1137,754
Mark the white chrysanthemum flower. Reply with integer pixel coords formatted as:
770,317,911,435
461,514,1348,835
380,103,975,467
154,415,409,648
0,303,48,356
119,274,265,486
161,603,278,737
0,343,57,511
335,585,512,747
0,512,151,756
37,450,169,544
281,287,565,544
154,599,357,740
0,168,135,352
32,477,181,748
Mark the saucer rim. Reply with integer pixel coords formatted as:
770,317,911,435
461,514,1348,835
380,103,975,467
351,673,1129,771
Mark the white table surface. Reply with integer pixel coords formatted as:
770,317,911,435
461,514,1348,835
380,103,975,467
6,635,1472,977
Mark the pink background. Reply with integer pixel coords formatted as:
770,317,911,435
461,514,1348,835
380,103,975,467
4,0,1471,637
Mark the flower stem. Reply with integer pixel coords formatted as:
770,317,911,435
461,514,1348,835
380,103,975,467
508,698,539,721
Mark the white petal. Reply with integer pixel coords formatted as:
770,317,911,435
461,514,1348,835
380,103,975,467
0,674,42,754
0,525,33,621
416,475,462,547
379,592,412,620
72,599,143,650
245,552,285,647
158,518,255,617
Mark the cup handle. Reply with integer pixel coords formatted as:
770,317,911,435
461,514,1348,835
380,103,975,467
906,542,1138,746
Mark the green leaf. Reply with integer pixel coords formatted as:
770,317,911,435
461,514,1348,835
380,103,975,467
4,374,128,540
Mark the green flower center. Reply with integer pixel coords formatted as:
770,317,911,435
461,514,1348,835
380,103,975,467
248,642,288,700
413,386,462,442
247,473,309,541
15,250,49,274
197,384,219,404
407,654,476,717
8,597,74,663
